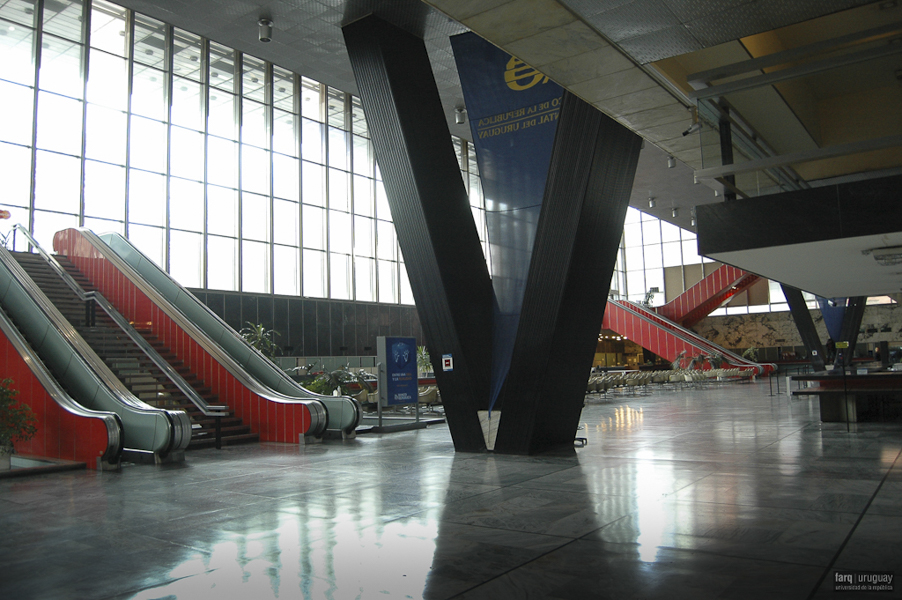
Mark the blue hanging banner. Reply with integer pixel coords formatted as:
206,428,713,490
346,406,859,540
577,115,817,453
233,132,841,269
450,33,564,410
818,298,846,342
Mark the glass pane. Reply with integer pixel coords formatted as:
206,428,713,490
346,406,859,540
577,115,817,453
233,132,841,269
273,109,297,157
327,127,347,170
207,184,237,236
682,239,700,263
661,220,681,243
662,241,682,268
0,142,32,208
0,81,34,145
646,268,665,295
209,42,235,91
170,126,205,181
302,162,324,207
643,244,663,269
242,239,269,293
468,173,482,207
242,192,269,241
90,1,127,56
242,55,266,103
273,199,298,246
302,249,326,298
171,76,203,131
241,145,270,195
624,246,643,272
43,0,83,42
400,264,414,305
375,180,391,221
352,135,371,176
301,118,323,163
301,204,324,250
376,219,396,261
32,210,78,251
33,150,79,213
207,234,237,290
0,1,37,28
134,13,167,70
330,252,350,300
84,160,124,220
36,91,82,155
0,22,35,85
128,169,166,226
354,215,373,258
172,29,202,81
624,206,640,224
273,153,299,201
208,92,236,139
273,66,295,113
351,97,367,137
130,64,165,119
377,259,397,304
129,116,167,173
355,256,375,302
623,221,642,247
207,136,237,188
328,168,348,212
169,177,203,232
242,100,266,148
353,175,373,217
642,219,661,245
83,217,123,235
329,210,351,254
127,224,164,268
85,103,126,164
38,35,83,98
273,245,298,296
326,87,346,129
300,77,321,122
169,229,202,288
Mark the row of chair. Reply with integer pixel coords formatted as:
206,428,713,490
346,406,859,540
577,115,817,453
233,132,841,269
587,367,756,396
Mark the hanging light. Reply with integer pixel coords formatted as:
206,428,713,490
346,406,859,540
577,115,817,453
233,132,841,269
672,207,679,218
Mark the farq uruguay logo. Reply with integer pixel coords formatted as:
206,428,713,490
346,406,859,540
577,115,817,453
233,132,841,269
504,56,549,91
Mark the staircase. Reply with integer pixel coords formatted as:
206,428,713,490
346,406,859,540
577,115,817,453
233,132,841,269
12,252,258,448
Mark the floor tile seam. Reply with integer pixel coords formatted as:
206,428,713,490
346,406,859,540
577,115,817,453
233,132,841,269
669,498,865,516
806,445,902,600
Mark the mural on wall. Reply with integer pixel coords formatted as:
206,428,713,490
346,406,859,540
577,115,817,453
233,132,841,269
692,303,902,351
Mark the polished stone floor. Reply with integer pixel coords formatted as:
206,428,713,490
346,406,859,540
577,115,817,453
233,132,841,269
2,380,900,599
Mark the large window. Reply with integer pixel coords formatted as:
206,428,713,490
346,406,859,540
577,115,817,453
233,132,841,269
0,0,488,306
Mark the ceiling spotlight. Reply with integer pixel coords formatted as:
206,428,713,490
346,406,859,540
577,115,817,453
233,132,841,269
672,207,679,218
667,156,676,168
648,197,656,208
258,18,273,43
691,217,697,227
455,107,466,125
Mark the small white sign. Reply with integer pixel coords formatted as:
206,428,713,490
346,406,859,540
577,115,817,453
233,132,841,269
442,354,453,372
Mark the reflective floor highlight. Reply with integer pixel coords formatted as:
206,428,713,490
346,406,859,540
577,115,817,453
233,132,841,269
2,380,900,599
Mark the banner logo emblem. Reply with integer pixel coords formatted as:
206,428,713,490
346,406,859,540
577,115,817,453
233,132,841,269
504,57,549,91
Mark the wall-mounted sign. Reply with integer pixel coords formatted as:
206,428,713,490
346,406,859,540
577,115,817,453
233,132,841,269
442,354,453,372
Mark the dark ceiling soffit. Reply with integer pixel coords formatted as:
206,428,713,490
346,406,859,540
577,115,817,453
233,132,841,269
696,174,902,255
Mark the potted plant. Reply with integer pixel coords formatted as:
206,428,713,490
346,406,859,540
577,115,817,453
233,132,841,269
416,346,433,377
0,378,37,469
239,322,281,360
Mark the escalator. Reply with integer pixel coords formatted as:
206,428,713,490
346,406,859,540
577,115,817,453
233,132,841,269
54,228,353,441
0,243,190,461
603,299,775,374
9,230,258,449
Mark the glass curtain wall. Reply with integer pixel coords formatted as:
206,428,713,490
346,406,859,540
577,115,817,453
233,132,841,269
0,0,487,306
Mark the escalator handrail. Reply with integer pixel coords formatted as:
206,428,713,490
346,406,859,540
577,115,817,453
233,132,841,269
13,225,228,419
613,300,776,373
0,306,123,464
0,244,190,454
71,230,332,436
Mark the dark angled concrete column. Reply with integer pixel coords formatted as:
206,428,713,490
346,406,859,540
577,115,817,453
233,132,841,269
343,16,493,451
782,284,826,372
493,92,642,454
835,297,866,369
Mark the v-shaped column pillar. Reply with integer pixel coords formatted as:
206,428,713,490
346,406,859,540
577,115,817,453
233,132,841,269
343,16,493,451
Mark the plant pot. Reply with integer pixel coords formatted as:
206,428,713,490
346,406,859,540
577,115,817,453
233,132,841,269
0,444,12,470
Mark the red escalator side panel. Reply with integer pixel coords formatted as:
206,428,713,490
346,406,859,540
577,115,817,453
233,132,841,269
0,329,111,468
53,229,312,442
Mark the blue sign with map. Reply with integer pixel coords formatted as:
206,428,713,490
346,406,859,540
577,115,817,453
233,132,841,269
380,336,418,406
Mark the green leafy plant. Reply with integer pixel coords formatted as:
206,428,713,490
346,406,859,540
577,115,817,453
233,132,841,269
709,353,725,369
304,366,374,396
239,322,281,359
0,379,37,449
742,347,759,362
417,346,433,375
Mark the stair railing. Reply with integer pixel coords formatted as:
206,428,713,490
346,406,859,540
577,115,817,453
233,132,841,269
11,225,229,446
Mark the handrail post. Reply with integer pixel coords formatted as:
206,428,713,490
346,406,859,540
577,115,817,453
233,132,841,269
215,415,222,449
